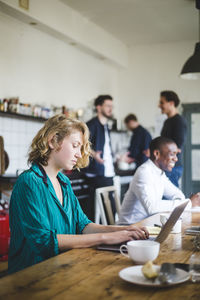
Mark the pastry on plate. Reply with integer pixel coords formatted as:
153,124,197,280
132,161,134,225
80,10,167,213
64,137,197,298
142,261,158,279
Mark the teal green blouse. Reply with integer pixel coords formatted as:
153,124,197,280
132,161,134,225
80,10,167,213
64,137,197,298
8,164,92,274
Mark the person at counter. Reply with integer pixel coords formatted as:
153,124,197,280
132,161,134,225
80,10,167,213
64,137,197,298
118,136,200,224
120,114,152,169
83,95,115,221
159,90,187,187
8,114,149,274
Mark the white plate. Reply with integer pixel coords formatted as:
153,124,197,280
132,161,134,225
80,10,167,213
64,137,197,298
119,265,190,287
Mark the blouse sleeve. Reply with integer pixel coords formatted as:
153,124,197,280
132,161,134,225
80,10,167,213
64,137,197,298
10,176,59,259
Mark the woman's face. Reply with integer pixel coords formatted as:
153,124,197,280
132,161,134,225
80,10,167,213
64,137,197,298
51,130,83,171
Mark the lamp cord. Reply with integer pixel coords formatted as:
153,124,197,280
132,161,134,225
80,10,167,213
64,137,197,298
196,0,200,41
199,10,200,41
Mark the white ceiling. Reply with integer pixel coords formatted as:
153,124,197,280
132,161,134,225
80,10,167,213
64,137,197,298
61,0,198,47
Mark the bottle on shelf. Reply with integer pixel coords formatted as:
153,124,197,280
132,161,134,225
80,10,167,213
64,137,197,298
0,99,3,111
3,99,8,112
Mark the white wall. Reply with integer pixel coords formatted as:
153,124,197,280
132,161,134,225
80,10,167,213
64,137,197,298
1,10,200,137
0,12,120,118
118,41,200,133
0,0,128,68
0,12,122,175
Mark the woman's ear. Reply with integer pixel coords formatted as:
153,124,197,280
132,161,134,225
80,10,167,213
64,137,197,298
48,140,54,150
48,135,56,150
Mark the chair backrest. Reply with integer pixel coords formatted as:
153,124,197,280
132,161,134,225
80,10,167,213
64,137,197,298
95,186,121,225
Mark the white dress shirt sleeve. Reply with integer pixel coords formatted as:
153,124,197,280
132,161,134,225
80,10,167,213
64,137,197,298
162,174,191,210
163,174,185,200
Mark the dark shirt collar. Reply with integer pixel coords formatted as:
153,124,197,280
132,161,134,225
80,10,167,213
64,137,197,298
96,116,108,128
132,124,141,132
168,113,179,120
31,163,67,187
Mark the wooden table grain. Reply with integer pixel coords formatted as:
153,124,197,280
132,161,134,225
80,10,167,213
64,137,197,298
0,212,200,300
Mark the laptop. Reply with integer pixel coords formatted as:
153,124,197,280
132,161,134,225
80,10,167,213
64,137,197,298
97,200,189,252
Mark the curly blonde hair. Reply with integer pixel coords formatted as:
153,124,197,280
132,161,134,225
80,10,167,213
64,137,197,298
28,114,91,169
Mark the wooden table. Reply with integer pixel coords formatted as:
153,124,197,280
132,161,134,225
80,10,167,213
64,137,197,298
0,212,200,300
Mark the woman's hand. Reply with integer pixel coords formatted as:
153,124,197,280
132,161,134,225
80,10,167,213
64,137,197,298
126,225,149,239
102,226,149,245
58,224,149,251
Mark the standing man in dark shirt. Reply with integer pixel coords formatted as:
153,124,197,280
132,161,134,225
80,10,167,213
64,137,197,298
83,95,115,222
122,114,152,169
159,90,187,187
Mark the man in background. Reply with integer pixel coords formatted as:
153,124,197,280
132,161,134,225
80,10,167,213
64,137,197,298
121,114,152,169
159,90,187,187
118,137,200,224
83,95,115,221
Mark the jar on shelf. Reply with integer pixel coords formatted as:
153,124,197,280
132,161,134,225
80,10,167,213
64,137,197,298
33,105,42,117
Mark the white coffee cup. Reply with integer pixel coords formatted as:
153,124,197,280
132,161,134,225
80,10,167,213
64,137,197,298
120,240,160,264
172,219,182,233
160,213,170,225
160,213,182,234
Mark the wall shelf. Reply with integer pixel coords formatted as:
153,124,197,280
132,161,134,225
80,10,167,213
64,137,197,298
0,111,46,123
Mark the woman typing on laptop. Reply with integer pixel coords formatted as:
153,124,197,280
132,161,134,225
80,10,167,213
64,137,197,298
8,115,148,274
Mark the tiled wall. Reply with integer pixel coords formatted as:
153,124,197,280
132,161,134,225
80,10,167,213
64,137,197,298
0,116,43,175
0,116,132,175
1,115,157,176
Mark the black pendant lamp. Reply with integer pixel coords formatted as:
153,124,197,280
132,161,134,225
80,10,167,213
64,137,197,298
180,0,200,79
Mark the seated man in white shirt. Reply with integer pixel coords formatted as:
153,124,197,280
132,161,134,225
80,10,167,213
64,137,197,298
118,136,200,224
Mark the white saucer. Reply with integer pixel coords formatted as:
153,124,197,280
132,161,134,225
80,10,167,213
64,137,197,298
119,265,190,287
